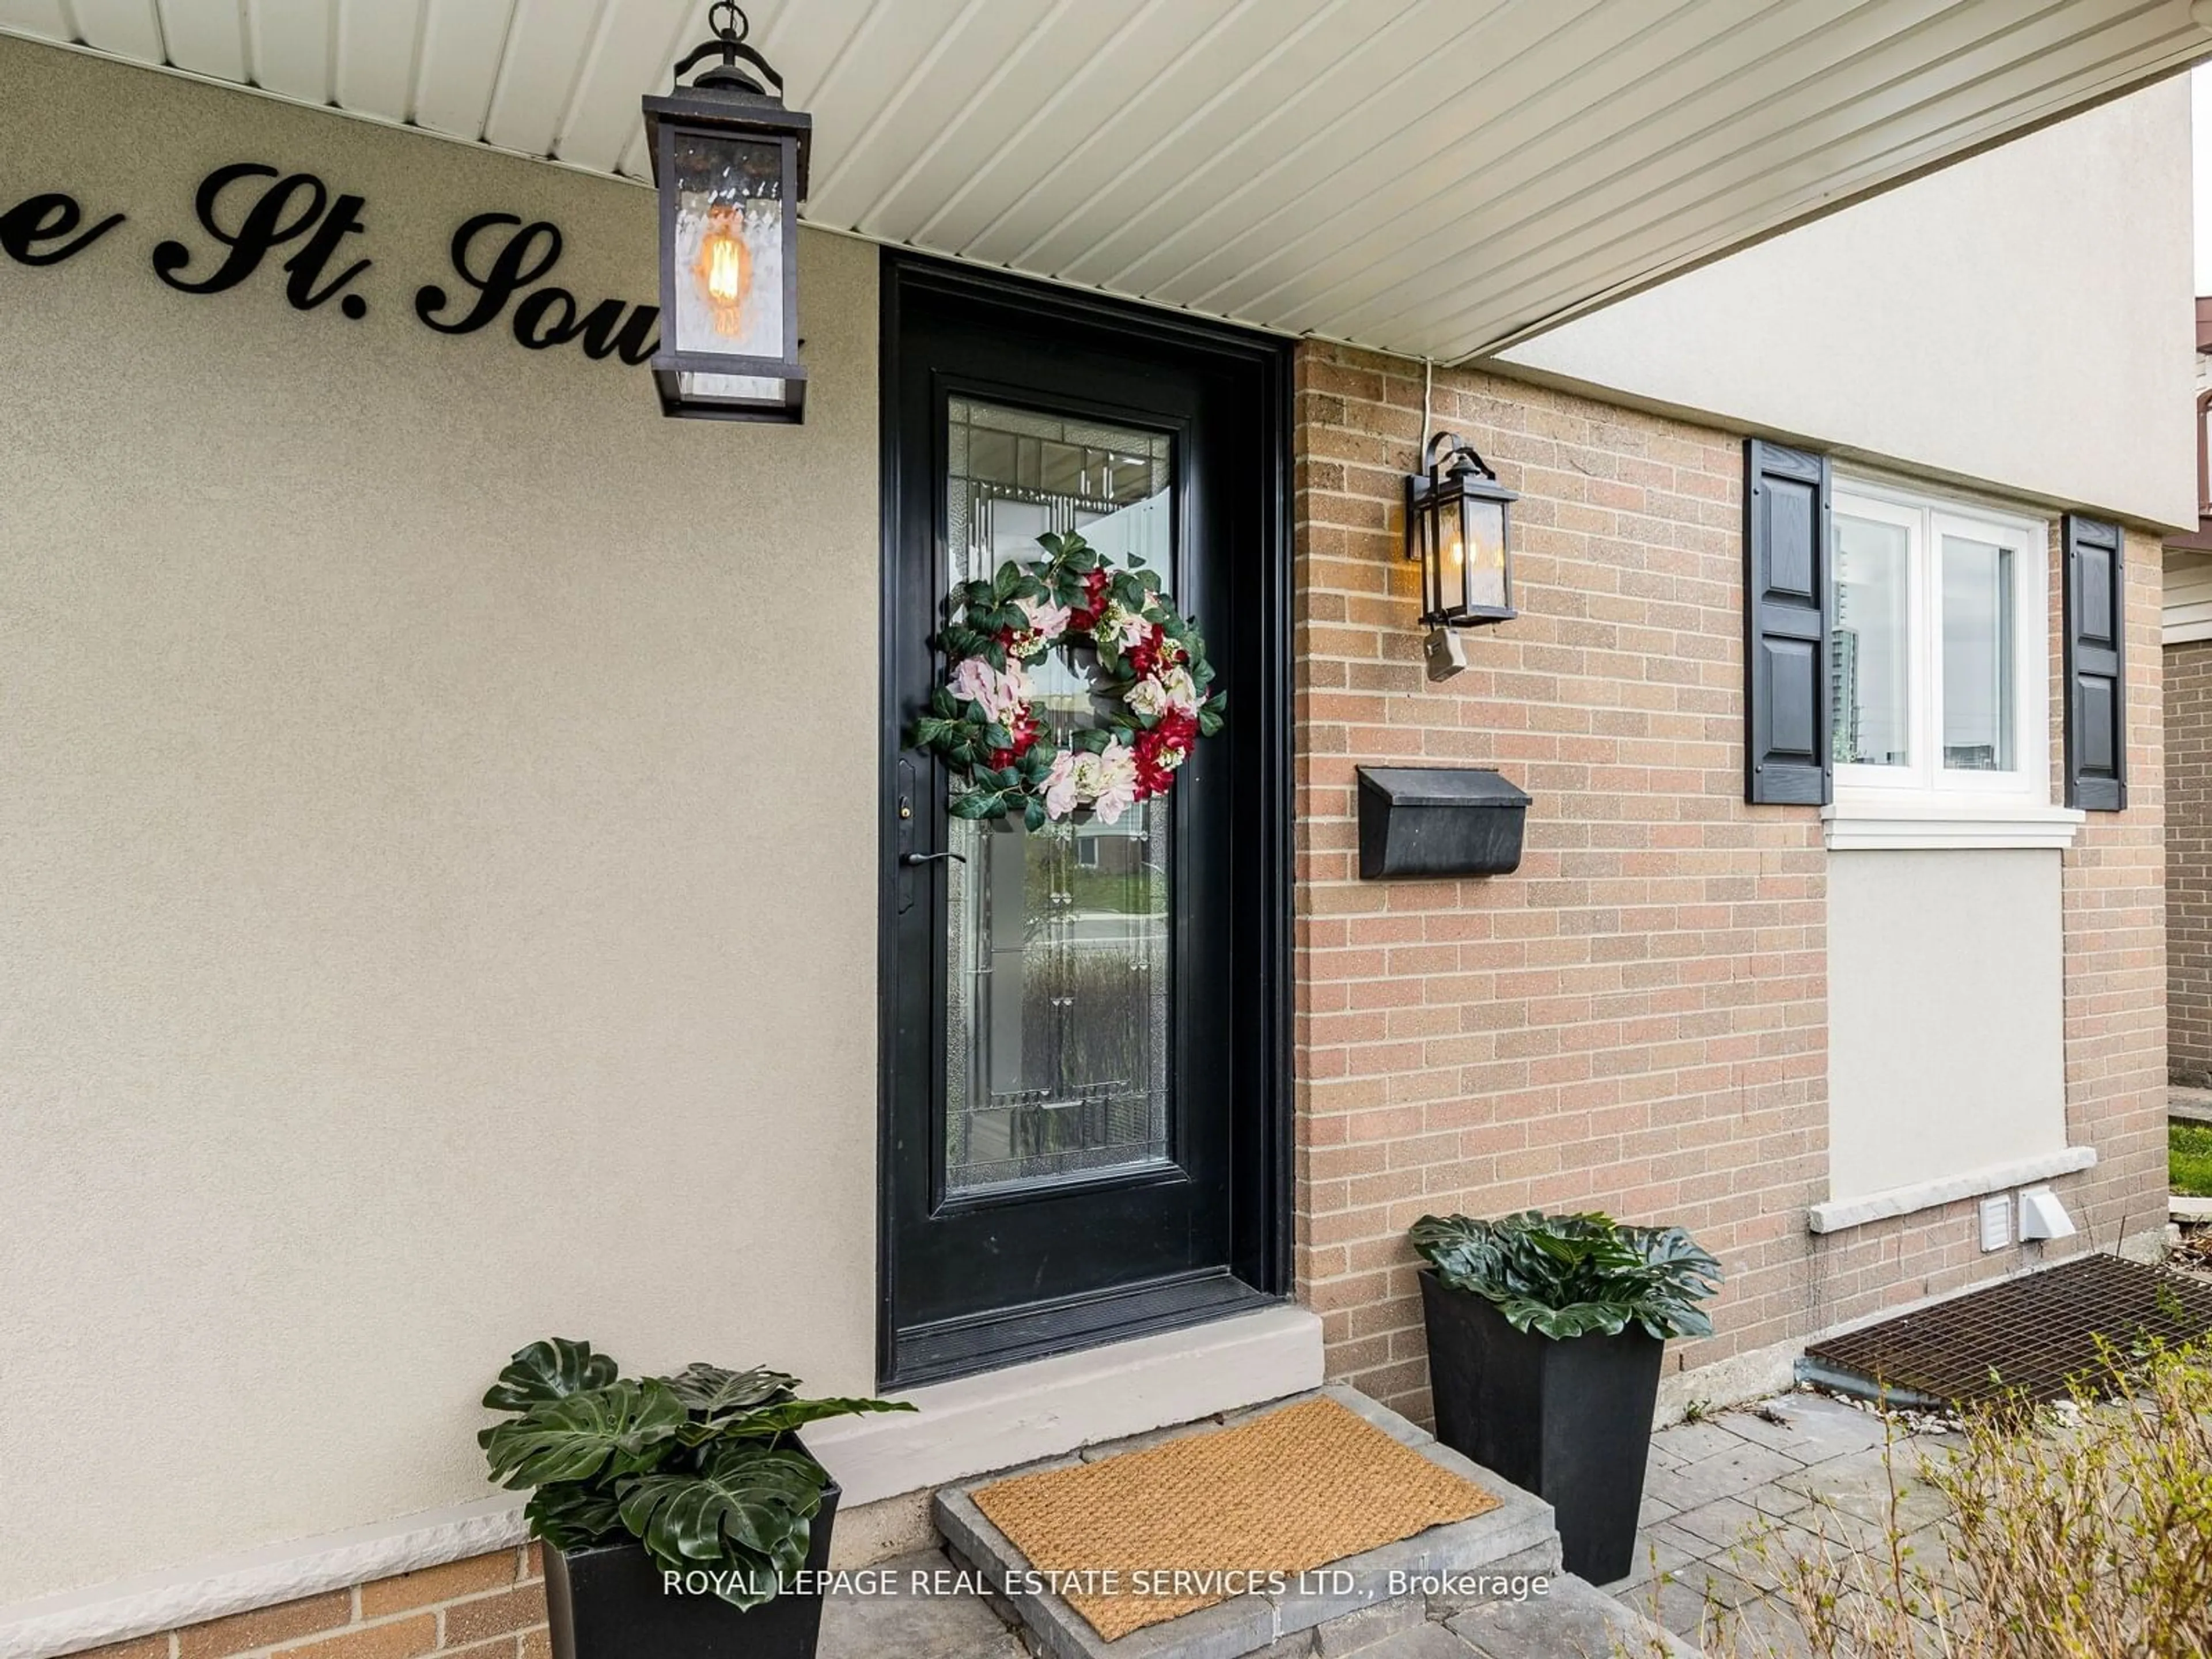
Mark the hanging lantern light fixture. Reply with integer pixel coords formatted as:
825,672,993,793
1406,431,1518,628
642,2,810,421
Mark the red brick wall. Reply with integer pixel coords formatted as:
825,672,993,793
2168,639,2212,1086
2056,533,2167,1240
77,1550,547,1659
1291,339,2167,1421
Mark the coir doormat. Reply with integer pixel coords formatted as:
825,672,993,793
971,1395,1499,1641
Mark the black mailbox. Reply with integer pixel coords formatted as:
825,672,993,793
1357,766,1531,880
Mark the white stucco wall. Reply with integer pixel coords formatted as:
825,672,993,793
1,40,880,1605
1495,78,2197,532
1825,850,2069,1201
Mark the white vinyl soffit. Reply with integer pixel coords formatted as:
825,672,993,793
1,1,2206,359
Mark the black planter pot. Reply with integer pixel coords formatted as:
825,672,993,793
543,1471,840,1659
1419,1270,1663,1585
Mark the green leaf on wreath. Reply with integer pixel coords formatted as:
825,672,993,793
1024,798,1047,832
949,791,997,820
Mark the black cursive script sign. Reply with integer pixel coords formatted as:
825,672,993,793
2,165,660,367
0,191,126,265
415,214,656,364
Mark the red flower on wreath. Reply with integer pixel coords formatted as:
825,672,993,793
1132,709,1199,799
1068,567,1112,632
1125,623,1164,680
987,707,1043,770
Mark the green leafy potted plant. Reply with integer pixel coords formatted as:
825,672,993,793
480,1338,911,1659
1410,1210,1722,1585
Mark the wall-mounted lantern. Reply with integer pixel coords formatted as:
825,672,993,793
1406,432,1516,676
642,2,810,422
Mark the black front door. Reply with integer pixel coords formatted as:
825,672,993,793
880,256,1290,1388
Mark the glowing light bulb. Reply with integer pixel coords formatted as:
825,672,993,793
692,204,753,338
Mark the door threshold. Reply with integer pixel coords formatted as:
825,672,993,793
891,1272,1278,1390
812,1301,1323,1508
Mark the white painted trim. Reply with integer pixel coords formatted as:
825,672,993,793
0,1306,1321,1659
1821,801,2084,850
1807,1145,2098,1233
0,1498,527,1659
806,1304,1325,1506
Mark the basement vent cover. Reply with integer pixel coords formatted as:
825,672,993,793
1802,1253,2212,1409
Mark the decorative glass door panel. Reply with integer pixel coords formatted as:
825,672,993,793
942,400,1175,1195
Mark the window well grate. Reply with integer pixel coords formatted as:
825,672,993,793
1803,1253,2212,1410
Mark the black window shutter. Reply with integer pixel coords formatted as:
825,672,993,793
2062,513,2126,811
1743,439,1832,805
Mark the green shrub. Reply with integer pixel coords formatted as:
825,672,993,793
1698,1342,2212,1658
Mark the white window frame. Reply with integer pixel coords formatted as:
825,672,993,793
1825,478,2080,850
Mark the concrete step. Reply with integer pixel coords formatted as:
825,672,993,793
922,1384,1694,1659
816,1552,1696,1659
2169,1085,2212,1124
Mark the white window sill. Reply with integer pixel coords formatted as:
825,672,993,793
1822,800,2084,851
1808,1145,2098,1233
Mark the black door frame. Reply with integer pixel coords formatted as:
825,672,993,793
874,251,1293,1389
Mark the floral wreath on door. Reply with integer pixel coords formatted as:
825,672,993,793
910,531,1225,828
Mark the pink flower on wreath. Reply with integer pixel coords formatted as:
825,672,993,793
1041,749,1081,821
1125,675,1172,721
949,656,1031,724
1041,743,1140,823
1088,740,1141,824
1157,665,1202,714
1017,594,1073,645
1097,603,1152,653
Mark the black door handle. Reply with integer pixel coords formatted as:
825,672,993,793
900,851,968,867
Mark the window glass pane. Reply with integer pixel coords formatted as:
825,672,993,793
1831,514,1911,767
1941,535,2014,771
942,397,1175,1196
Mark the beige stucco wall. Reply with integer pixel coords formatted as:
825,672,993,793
1,39,880,1605
1825,850,2069,1200
1495,78,2197,532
